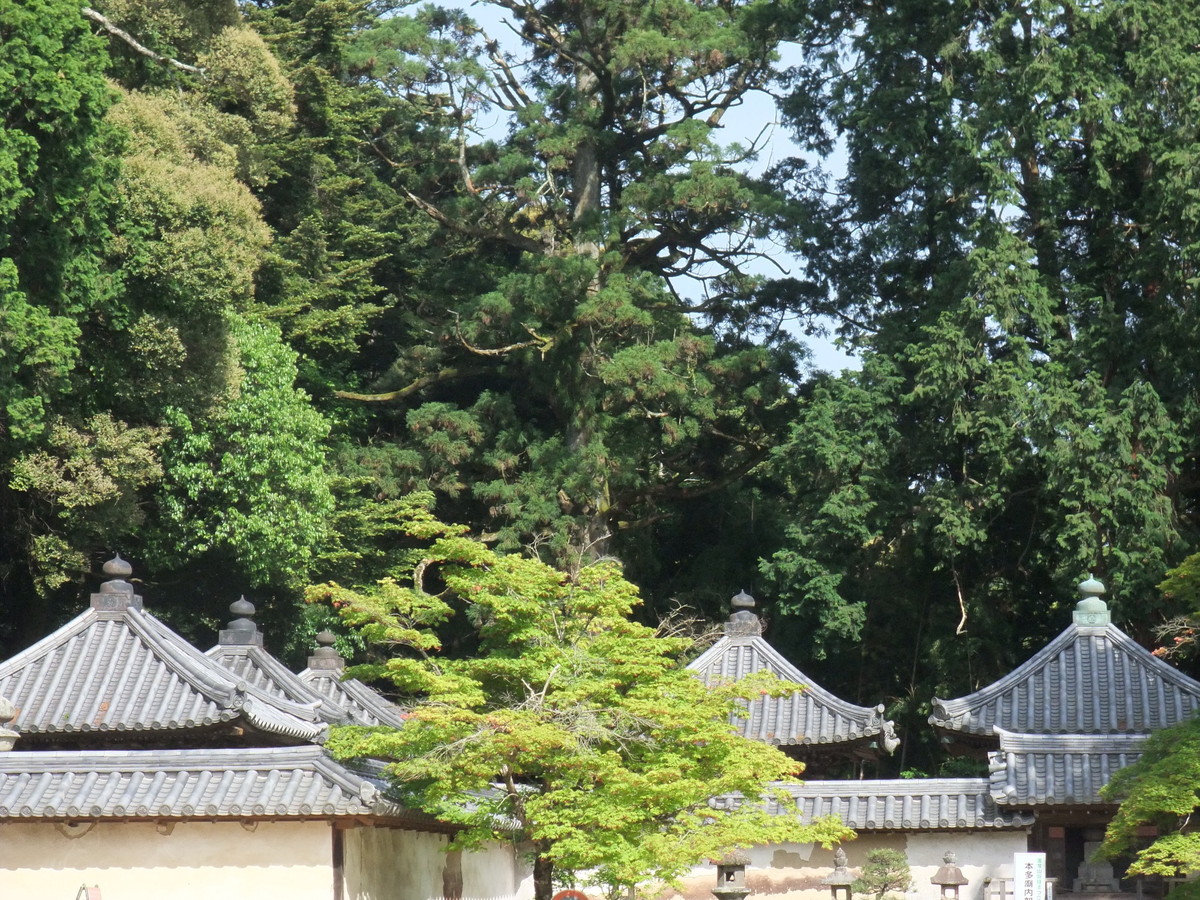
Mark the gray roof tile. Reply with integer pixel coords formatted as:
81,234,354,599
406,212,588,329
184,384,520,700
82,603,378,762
987,731,1147,806
929,623,1200,737
710,778,1033,830
294,631,407,729
206,644,351,725
689,631,898,753
0,606,326,743
0,746,413,820
297,667,406,729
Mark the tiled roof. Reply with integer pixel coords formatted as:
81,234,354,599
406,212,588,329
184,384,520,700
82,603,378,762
298,668,406,729
297,632,406,729
929,623,1200,737
208,645,351,724
987,731,1147,806
710,778,1033,830
205,604,351,726
0,746,419,821
688,595,898,754
0,569,326,744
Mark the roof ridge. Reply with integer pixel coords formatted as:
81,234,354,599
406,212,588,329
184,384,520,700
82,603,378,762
931,621,1200,736
207,643,349,724
125,609,242,706
786,777,993,791
0,610,95,679
688,630,898,754
0,744,327,772
993,729,1151,750
297,667,406,729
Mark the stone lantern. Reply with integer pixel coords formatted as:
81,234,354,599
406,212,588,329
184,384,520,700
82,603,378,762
931,851,969,900
823,847,855,900
713,852,751,900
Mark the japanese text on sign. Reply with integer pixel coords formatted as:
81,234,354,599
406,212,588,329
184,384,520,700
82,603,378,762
1014,852,1047,900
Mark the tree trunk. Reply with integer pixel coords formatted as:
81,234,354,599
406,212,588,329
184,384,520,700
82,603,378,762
533,842,555,900
567,42,610,561
570,37,601,250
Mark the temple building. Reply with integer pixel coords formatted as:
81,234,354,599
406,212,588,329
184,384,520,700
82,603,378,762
0,557,528,900
932,575,1200,893
688,589,900,776
1,556,1194,900
670,577,1199,900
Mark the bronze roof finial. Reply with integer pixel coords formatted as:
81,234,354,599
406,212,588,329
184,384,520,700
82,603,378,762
1074,574,1110,627
308,630,345,671
90,553,143,613
726,589,763,637
219,596,263,647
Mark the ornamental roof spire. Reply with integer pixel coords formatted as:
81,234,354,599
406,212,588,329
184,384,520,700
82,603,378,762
218,596,263,647
725,589,763,637
1073,574,1110,627
307,630,345,672
89,554,143,613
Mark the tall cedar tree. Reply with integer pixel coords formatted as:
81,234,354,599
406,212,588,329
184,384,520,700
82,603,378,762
762,0,1200,771
322,0,806,579
0,0,121,646
311,497,851,900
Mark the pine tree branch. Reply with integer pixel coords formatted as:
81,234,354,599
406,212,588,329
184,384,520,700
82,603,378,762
333,366,488,403
81,8,205,76
458,324,554,358
644,443,769,503
400,188,547,255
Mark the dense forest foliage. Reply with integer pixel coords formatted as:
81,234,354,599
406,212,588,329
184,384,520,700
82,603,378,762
3,0,1200,774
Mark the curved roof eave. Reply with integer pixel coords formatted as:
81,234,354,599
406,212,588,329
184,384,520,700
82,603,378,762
207,644,350,726
930,623,1200,736
689,633,898,751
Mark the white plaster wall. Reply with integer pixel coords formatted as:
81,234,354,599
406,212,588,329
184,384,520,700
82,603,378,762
907,831,1030,900
662,831,1031,900
344,826,447,900
0,820,333,900
342,827,533,900
461,840,534,900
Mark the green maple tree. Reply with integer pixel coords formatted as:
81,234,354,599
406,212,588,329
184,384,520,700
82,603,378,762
1101,716,1200,890
310,496,851,900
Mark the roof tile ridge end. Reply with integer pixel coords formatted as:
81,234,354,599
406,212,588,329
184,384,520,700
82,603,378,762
314,749,381,802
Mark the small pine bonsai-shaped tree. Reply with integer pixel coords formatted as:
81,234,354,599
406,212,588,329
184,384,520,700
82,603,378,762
853,849,913,900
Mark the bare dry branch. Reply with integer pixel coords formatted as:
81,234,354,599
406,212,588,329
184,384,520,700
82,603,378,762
81,7,205,75
486,40,534,111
